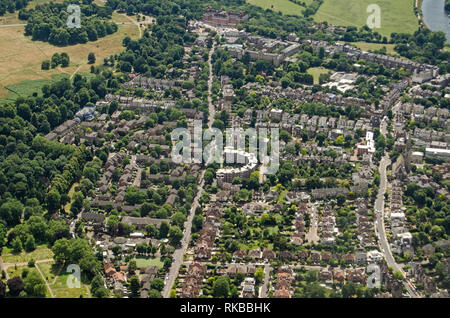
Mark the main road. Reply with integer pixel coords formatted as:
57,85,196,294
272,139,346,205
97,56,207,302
374,121,419,297
162,41,216,298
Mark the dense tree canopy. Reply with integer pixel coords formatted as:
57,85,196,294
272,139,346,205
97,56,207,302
21,1,117,46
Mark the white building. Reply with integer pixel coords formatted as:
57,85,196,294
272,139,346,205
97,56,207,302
426,148,450,159
411,151,424,164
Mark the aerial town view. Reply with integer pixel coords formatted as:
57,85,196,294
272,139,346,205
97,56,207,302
0,0,449,308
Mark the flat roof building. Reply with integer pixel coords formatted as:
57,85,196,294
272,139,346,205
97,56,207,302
426,148,450,159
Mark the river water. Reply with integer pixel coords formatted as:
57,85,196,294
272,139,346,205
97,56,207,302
421,0,450,43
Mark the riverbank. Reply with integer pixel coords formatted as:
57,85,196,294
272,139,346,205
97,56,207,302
421,0,450,43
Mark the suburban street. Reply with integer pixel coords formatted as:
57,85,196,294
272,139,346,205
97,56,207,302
207,42,216,122
259,265,272,298
306,203,320,244
162,173,206,298
375,152,419,298
162,42,216,298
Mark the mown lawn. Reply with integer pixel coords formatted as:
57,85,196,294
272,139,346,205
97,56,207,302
48,264,91,298
52,264,91,288
313,0,419,38
307,67,331,84
52,286,90,298
133,256,164,269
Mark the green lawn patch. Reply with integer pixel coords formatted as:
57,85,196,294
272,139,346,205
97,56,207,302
2,247,54,264
133,256,163,269
0,73,69,103
36,260,59,284
6,264,38,279
307,67,331,84
348,42,398,55
247,0,312,16
53,286,89,298
313,0,419,38
0,72,96,104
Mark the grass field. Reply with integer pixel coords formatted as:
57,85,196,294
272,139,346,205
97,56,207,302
52,286,90,298
6,264,39,279
27,0,63,8
36,261,60,283
348,42,398,55
0,11,140,100
2,247,54,264
133,256,164,269
313,0,419,38
307,67,331,84
49,264,91,298
247,0,312,16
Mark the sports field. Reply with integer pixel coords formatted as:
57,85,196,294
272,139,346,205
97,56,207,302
313,0,419,38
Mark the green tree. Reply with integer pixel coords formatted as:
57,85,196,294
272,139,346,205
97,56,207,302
254,267,264,283
129,276,140,297
171,212,186,228
7,276,24,297
41,60,50,70
168,226,183,246
393,271,404,281
11,238,23,253
24,236,36,252
151,278,164,291
0,199,24,226
336,194,346,206
46,190,61,212
148,289,162,298
159,221,169,238
128,260,137,275
88,52,96,64
24,271,46,297
213,276,230,298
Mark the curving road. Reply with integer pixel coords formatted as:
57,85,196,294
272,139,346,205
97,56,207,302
375,152,419,298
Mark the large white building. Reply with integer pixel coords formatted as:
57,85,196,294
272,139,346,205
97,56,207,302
426,148,450,159
217,147,258,186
